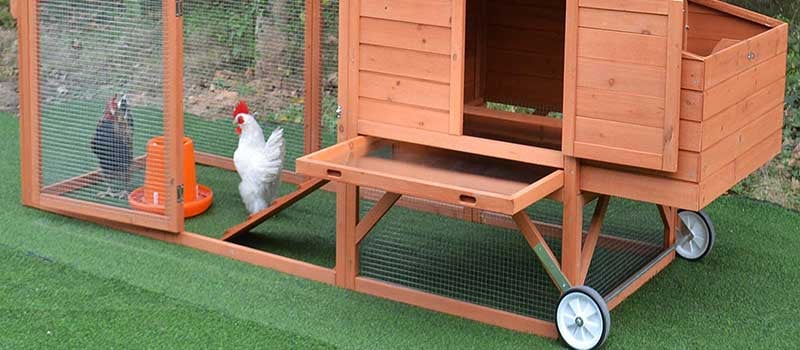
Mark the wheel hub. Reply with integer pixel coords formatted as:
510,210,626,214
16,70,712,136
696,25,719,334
575,317,584,327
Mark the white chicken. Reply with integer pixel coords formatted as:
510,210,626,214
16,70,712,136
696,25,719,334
232,101,286,215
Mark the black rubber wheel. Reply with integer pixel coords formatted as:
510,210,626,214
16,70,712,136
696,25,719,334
555,286,611,350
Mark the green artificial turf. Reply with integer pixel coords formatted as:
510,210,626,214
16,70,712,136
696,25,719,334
2,112,800,349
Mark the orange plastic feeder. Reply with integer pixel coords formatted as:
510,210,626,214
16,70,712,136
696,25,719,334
129,136,213,218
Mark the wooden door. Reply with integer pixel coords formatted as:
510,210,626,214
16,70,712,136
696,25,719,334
346,0,466,138
564,0,685,171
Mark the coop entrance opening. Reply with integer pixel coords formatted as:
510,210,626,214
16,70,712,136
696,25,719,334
462,0,566,150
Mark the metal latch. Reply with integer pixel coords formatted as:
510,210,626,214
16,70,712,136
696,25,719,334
176,0,184,17
336,105,343,119
176,185,184,203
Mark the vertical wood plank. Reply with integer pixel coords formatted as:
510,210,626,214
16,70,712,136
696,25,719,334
449,0,466,135
561,157,582,285
562,0,579,155
347,0,360,140
18,0,39,206
163,0,185,233
305,0,322,154
662,0,684,171
346,185,360,289
474,0,487,102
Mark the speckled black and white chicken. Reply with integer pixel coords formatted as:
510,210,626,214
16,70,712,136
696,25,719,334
90,94,134,199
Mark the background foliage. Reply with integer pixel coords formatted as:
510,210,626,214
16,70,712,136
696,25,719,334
1,0,799,207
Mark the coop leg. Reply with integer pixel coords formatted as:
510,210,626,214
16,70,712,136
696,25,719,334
658,205,678,249
513,212,571,293
337,184,360,289
578,195,610,285
562,157,583,286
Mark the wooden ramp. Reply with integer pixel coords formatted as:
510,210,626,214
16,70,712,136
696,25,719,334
221,178,329,241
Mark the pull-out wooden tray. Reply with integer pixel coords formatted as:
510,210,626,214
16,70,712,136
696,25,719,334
297,137,564,215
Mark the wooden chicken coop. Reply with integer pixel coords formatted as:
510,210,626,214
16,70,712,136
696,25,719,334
14,0,788,348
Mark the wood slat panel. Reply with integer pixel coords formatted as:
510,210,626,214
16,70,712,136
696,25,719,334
359,71,451,110
735,129,781,182
360,44,451,83
578,27,668,67
579,0,669,15
700,78,785,149
699,104,783,180
577,57,666,98
360,17,451,55
680,89,704,121
579,7,668,36
681,58,705,91
359,97,450,132
361,0,453,27
575,117,664,154
487,26,565,55
580,166,700,210
699,161,735,208
488,49,564,79
703,53,786,117
576,87,665,128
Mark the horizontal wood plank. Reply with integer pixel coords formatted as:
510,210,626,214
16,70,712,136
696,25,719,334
360,44,451,83
575,115,663,154
579,7,668,36
360,17,451,55
361,0,453,27
577,57,666,98
359,97,450,133
578,27,668,67
579,0,669,15
359,71,451,110
576,87,665,128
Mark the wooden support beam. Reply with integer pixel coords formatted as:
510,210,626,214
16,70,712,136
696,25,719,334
578,195,610,285
513,212,570,292
658,204,678,249
221,178,329,241
340,184,360,289
355,277,559,339
561,157,583,286
304,0,322,154
355,192,401,245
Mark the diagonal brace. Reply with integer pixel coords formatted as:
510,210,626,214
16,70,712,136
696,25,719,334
513,212,571,292
222,178,329,241
355,192,401,245
578,195,610,285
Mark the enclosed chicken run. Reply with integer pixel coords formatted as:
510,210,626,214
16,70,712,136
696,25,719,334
14,0,788,349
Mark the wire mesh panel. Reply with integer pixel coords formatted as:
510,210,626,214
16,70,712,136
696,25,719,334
359,200,563,322
320,0,339,148
37,1,172,220
359,197,666,322
482,198,666,297
182,0,306,172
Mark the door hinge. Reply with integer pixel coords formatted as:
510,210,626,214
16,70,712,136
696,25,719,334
176,0,184,17
176,185,184,203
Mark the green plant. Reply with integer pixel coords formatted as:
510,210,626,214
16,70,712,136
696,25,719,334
0,0,15,29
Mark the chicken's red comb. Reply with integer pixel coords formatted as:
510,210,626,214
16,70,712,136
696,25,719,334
233,100,249,118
